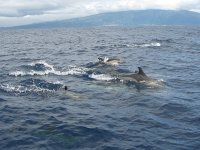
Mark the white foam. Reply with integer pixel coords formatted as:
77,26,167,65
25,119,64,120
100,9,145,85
140,79,165,88
0,84,52,93
103,57,109,62
10,68,86,76
9,71,27,77
89,73,116,81
52,81,63,84
9,70,51,76
9,61,87,77
149,42,161,47
123,44,130,47
134,42,161,47
29,60,54,69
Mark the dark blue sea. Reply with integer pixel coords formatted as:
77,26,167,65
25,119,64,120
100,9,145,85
0,26,200,150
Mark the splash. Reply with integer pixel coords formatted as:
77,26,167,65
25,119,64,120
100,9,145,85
9,71,28,76
133,42,161,47
9,61,87,77
0,79,64,94
139,79,165,89
89,73,116,81
0,83,52,94
103,57,109,62
29,60,54,69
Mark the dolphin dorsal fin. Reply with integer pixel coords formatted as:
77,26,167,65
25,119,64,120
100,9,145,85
138,67,146,76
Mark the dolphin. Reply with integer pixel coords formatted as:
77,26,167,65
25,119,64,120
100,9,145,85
64,86,68,91
58,85,88,99
98,57,123,66
119,67,152,82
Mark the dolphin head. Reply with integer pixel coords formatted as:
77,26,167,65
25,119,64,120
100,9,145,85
98,57,104,62
64,86,68,91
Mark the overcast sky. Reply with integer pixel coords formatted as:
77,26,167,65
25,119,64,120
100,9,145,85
0,0,200,27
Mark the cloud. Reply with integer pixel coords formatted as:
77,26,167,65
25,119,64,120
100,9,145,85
83,0,200,12
0,0,64,17
0,0,200,27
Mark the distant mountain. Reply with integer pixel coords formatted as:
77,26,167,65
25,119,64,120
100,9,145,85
13,9,200,28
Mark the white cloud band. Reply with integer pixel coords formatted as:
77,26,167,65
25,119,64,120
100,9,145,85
0,0,200,26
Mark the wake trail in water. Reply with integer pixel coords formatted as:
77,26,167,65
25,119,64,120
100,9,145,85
88,73,116,81
138,79,165,89
9,61,87,77
0,78,64,95
133,42,161,47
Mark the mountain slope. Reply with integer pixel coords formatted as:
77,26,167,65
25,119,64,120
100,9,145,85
14,9,200,28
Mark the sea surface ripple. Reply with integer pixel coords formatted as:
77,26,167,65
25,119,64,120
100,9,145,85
0,26,200,150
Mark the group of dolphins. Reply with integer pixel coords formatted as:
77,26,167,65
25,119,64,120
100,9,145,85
64,57,161,91
97,57,155,82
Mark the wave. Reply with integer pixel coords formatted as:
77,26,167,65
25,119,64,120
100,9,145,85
88,73,116,81
9,61,87,77
110,43,161,48
111,44,130,48
0,97,6,102
133,42,161,47
20,78,63,91
29,60,54,69
139,79,165,89
151,38,174,43
0,84,51,94
0,79,64,94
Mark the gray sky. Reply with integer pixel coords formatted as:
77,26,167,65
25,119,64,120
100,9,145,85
0,0,200,27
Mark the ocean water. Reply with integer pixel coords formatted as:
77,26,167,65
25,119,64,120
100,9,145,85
0,26,200,150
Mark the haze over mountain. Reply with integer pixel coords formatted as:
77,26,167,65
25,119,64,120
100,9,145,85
11,9,200,28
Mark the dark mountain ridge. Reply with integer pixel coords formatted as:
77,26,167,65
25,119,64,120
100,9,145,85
11,9,200,28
